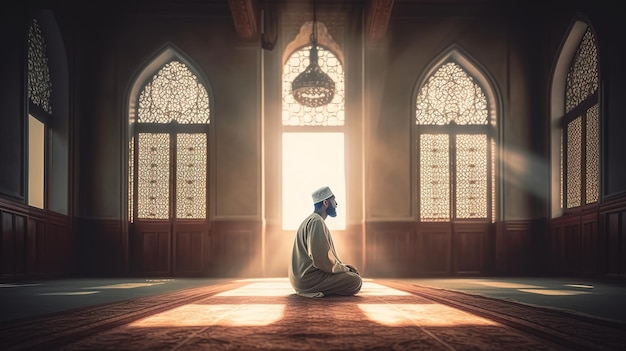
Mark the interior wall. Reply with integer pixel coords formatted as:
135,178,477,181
1,0,625,279
61,4,261,221
365,10,546,221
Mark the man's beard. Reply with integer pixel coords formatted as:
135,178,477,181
327,205,337,217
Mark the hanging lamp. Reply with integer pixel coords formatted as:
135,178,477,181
291,1,335,107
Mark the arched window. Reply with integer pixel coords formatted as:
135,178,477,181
129,54,211,222
27,18,52,209
281,21,345,230
415,49,497,222
551,20,599,216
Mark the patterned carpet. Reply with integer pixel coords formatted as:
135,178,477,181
1,278,625,351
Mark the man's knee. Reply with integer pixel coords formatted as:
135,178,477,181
345,273,363,295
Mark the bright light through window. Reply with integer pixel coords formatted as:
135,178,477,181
282,132,345,230
28,115,44,209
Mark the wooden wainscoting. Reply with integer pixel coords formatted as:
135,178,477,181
599,196,626,276
453,222,491,274
366,221,492,277
173,221,211,276
31,209,72,276
130,221,172,277
581,213,599,275
130,220,210,277
417,222,452,275
75,218,126,276
550,215,582,275
1,198,71,278
550,209,600,276
1,207,26,277
365,221,415,277
550,193,626,278
211,219,262,278
496,220,534,275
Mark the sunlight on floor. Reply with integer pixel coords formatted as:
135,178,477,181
358,282,411,296
473,281,542,289
38,291,100,296
517,289,592,296
216,281,294,296
86,282,166,289
565,284,594,289
129,304,285,327
128,278,500,328
358,303,498,327
473,280,594,296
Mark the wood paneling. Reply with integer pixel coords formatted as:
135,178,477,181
365,222,414,277
581,213,598,275
173,222,209,276
0,200,70,278
131,222,171,277
366,221,491,277
453,223,488,274
496,221,536,274
212,220,262,278
550,194,625,277
1,211,19,276
75,218,124,276
418,224,451,274
550,215,583,275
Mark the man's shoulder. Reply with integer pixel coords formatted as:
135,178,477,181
300,213,323,228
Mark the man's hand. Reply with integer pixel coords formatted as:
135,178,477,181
346,264,359,275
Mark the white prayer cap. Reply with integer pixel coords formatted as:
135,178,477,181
312,186,334,203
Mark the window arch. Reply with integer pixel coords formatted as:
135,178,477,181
550,19,599,216
281,21,346,230
25,10,69,214
27,17,52,210
414,47,498,222
128,46,211,222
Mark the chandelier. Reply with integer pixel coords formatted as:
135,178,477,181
291,2,335,108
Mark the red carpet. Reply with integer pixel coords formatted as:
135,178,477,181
1,278,624,350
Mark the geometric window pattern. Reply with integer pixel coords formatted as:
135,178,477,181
416,61,492,221
416,62,488,125
131,60,210,221
419,134,450,220
282,45,345,126
456,134,488,218
28,19,53,115
176,133,207,219
563,27,599,209
138,61,210,124
137,133,170,219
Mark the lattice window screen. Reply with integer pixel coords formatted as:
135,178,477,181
563,26,599,208
416,61,491,221
28,19,52,114
282,46,345,126
131,60,210,221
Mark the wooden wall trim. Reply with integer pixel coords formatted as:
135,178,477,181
1,199,71,278
599,193,626,214
365,0,394,42
228,0,259,41
0,197,28,214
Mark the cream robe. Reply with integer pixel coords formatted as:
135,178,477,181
288,212,362,296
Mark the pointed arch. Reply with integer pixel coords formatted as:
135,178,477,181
414,45,499,129
26,9,70,214
280,21,346,230
127,44,212,222
550,17,600,217
128,44,213,126
413,45,500,222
